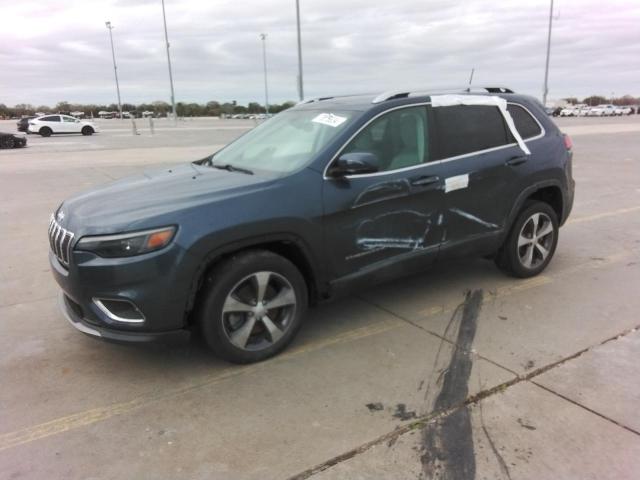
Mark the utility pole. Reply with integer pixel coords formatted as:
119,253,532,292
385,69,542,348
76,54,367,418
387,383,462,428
467,67,475,90
105,21,123,119
260,33,270,114
161,0,177,121
542,0,554,107
295,0,304,101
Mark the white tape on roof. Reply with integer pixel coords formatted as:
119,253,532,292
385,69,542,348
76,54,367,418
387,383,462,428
430,94,531,155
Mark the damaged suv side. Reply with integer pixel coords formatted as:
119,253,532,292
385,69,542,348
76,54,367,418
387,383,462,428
49,87,574,363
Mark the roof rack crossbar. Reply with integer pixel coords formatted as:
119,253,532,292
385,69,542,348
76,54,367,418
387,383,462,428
372,86,514,103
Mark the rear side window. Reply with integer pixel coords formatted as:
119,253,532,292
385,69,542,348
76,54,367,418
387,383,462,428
41,115,60,122
431,105,509,160
507,104,542,140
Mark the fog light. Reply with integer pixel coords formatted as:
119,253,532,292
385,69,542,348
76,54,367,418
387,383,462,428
93,298,145,323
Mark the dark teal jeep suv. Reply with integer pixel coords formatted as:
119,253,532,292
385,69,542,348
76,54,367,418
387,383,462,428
49,86,574,363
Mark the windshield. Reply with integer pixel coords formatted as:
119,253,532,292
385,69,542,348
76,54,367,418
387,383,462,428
211,109,356,174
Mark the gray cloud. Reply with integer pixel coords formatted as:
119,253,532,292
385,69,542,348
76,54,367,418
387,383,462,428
1,0,639,106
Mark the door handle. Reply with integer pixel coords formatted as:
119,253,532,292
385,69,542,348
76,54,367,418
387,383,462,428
410,175,440,187
506,156,529,166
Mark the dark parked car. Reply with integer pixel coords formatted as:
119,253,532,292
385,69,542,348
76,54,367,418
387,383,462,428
16,116,36,133
49,86,575,363
0,132,27,149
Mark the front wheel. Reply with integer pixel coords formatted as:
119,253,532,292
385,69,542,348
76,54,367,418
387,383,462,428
0,136,15,149
495,201,559,278
39,127,52,137
81,126,94,136
197,250,308,363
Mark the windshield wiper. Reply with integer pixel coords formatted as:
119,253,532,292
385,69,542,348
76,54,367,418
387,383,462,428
211,163,254,175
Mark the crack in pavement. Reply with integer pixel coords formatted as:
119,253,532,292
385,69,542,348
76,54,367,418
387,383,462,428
421,290,483,479
287,323,640,480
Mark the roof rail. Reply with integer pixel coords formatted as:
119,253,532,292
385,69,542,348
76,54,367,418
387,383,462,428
371,86,514,104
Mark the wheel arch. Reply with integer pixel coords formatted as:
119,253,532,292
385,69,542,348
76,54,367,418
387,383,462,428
184,233,325,325
506,181,565,233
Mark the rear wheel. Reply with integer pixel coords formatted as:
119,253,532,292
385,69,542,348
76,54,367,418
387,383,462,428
197,250,308,363
495,201,559,278
81,126,94,136
0,136,15,149
39,127,52,137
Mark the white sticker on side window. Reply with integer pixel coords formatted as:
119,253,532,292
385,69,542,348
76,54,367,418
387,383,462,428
445,174,469,193
312,113,347,128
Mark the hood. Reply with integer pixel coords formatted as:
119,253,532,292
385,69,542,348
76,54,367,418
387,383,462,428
59,163,276,234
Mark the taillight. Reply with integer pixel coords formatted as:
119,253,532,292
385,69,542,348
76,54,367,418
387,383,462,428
563,133,573,150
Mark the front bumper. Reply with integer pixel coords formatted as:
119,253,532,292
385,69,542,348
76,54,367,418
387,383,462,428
59,292,188,343
49,240,198,342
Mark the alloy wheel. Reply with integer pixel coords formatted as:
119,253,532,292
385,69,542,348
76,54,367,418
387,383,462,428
517,212,555,269
221,271,297,351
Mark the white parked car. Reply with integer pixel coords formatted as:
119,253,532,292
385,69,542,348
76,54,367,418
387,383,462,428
559,106,577,117
586,104,616,117
28,115,99,137
614,106,633,116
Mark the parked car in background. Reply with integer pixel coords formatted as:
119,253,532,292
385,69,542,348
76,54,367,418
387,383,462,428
586,104,616,116
28,115,99,137
0,132,27,149
614,106,633,116
49,86,575,363
16,116,37,132
559,106,577,117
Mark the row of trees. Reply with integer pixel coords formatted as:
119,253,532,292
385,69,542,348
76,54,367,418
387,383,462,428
563,95,640,106
0,100,297,119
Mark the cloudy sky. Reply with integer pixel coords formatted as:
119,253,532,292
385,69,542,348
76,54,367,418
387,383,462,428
1,0,639,107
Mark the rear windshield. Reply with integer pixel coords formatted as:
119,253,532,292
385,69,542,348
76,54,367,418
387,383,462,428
211,109,356,174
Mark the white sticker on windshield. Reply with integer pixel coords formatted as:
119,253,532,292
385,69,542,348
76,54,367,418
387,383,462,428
312,113,347,128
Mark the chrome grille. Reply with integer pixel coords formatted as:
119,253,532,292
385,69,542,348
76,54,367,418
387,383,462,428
48,215,75,266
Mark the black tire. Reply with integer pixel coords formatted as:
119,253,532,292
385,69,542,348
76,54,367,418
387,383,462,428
40,127,52,137
81,126,94,136
0,136,15,149
495,200,559,278
197,250,308,364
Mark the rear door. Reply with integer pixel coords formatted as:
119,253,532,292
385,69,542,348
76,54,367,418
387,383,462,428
40,115,61,132
426,103,535,254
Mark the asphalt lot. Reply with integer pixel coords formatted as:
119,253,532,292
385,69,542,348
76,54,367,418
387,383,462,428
1,115,639,479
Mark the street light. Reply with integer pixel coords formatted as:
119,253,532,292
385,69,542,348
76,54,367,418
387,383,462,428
105,21,123,119
260,33,270,114
161,0,177,121
542,0,554,107
295,0,304,101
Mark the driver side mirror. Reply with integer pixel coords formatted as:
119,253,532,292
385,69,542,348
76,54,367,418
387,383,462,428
328,152,380,177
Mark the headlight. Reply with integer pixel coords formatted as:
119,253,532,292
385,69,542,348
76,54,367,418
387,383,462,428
75,226,176,258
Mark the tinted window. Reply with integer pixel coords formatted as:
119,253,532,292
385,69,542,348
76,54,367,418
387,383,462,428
432,105,508,159
342,106,429,172
41,115,60,122
507,104,542,140
62,116,77,123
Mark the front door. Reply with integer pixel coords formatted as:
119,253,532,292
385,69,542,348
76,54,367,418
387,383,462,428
322,105,444,286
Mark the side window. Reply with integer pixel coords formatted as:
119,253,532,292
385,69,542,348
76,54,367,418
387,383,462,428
432,105,509,159
62,116,76,123
41,115,60,122
342,106,428,172
507,104,542,140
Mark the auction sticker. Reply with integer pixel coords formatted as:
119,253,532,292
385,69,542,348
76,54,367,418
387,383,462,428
312,113,347,128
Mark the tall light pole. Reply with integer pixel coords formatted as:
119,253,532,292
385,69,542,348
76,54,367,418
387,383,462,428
295,0,304,101
260,33,270,114
542,0,554,107
105,21,123,119
161,0,177,121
